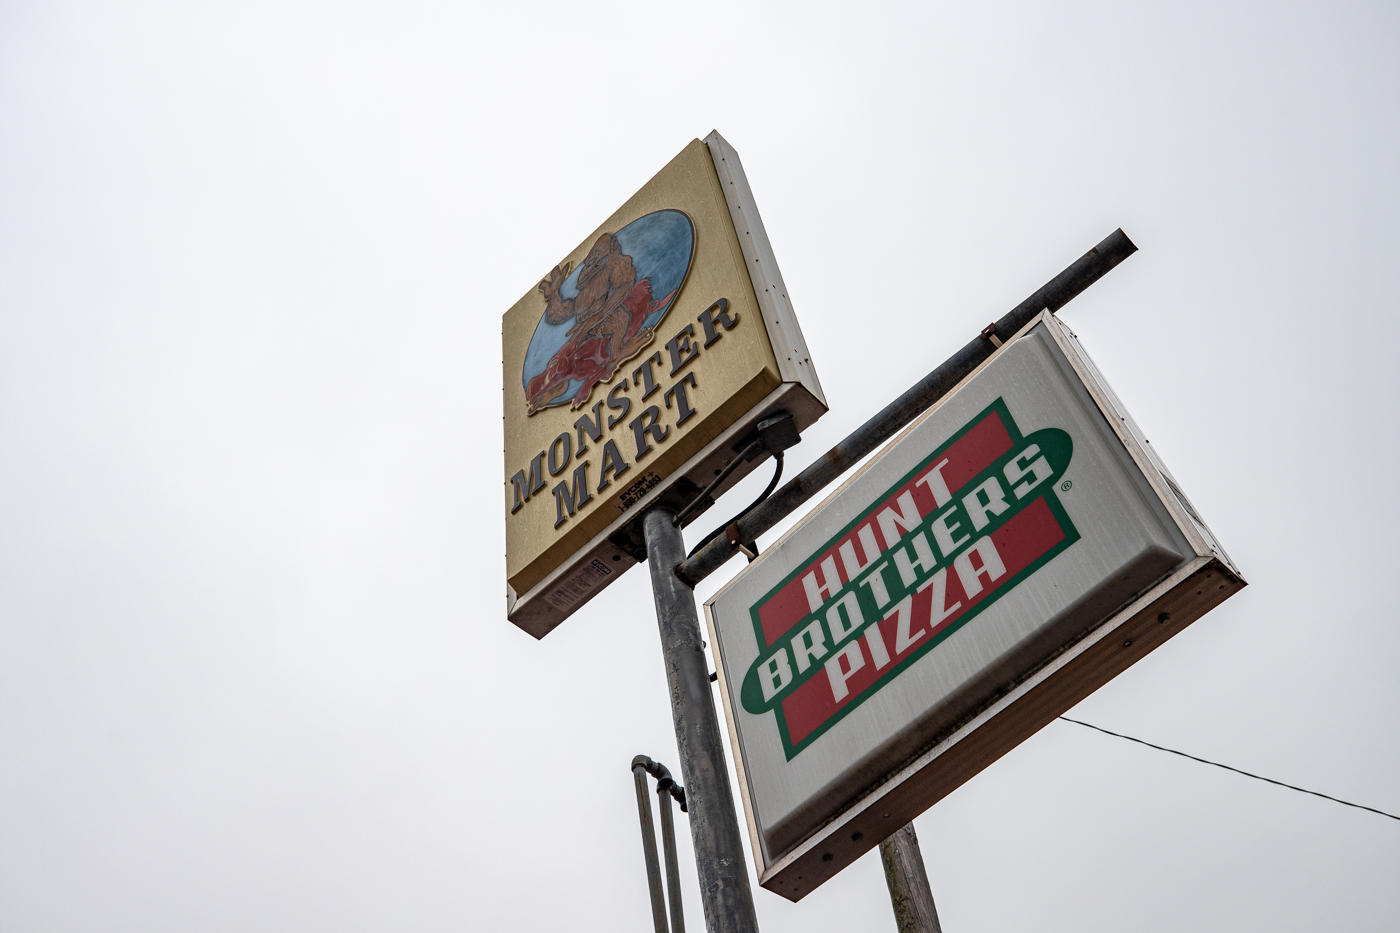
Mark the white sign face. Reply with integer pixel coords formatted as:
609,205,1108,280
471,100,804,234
705,313,1244,900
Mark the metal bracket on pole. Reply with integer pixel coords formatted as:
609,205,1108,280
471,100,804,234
724,523,757,562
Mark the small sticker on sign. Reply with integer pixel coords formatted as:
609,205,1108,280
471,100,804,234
544,558,614,610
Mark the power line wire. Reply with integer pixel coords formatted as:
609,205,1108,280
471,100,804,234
1057,716,1400,823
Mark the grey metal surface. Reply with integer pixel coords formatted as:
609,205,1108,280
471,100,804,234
879,824,942,933
677,229,1137,588
633,762,671,933
657,784,686,933
644,507,760,933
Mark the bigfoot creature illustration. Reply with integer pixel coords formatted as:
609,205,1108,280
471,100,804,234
526,232,668,413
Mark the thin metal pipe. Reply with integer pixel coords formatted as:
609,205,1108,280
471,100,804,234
633,761,671,933
656,781,686,933
676,228,1138,587
644,507,760,933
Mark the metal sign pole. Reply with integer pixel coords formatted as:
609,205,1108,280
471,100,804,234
879,824,942,933
643,506,761,933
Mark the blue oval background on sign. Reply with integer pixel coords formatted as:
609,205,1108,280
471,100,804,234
522,209,694,413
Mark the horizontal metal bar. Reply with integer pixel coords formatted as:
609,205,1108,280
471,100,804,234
675,228,1138,587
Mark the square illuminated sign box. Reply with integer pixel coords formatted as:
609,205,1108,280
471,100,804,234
502,133,826,638
705,311,1244,900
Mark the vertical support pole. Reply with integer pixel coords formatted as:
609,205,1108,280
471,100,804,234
643,506,760,933
879,823,942,933
657,782,686,933
634,763,671,933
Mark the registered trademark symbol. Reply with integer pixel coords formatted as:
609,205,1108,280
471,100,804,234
1060,480,1073,492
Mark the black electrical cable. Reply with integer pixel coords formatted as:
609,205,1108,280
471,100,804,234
1058,716,1400,823
686,452,784,559
673,439,764,528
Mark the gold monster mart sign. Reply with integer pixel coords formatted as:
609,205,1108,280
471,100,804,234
502,134,825,637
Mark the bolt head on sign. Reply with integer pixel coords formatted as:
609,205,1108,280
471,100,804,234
705,313,1244,900
502,133,826,638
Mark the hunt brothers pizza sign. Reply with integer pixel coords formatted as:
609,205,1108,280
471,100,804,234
706,313,1244,901
741,399,1076,758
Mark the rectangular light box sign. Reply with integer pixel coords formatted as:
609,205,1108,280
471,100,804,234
705,311,1244,900
502,132,826,638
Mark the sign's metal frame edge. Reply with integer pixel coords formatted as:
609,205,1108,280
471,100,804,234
704,310,1246,900
507,133,828,639
704,131,826,405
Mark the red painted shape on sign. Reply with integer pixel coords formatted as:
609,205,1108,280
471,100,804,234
779,497,1066,746
756,410,1014,647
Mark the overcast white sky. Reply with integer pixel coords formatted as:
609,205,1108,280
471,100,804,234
2,2,1397,931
